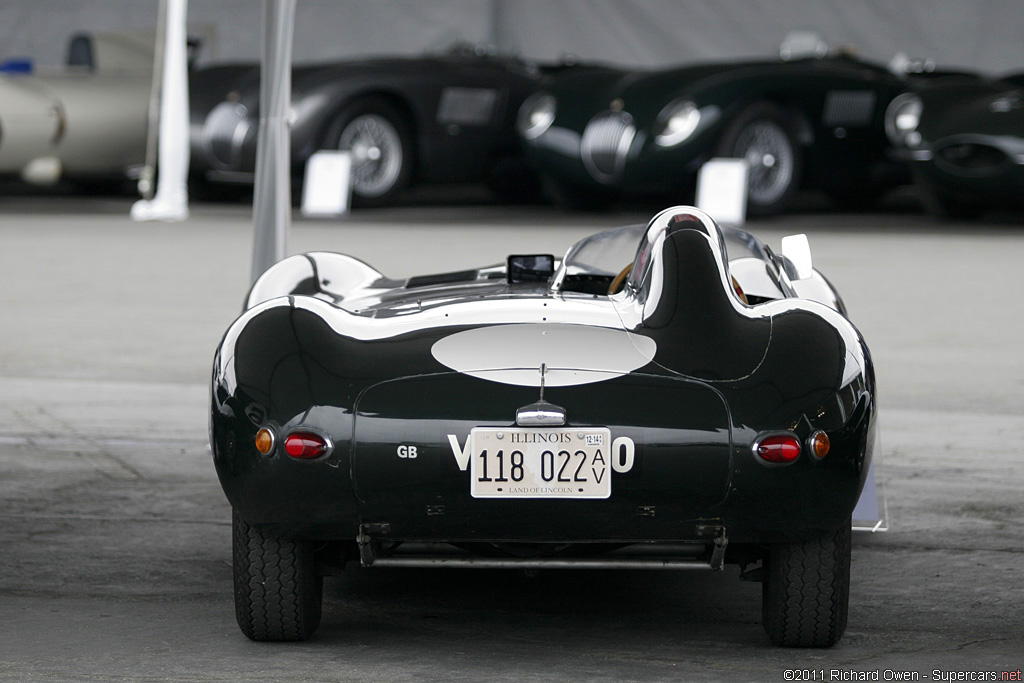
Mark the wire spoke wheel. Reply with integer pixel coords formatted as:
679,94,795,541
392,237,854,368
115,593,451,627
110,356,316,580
735,120,795,207
339,113,404,199
715,102,801,216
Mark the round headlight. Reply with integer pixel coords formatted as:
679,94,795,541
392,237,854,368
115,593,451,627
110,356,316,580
517,93,556,140
885,93,923,145
655,100,701,147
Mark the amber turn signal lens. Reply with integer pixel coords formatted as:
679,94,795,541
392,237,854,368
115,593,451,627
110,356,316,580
809,431,830,459
254,427,275,455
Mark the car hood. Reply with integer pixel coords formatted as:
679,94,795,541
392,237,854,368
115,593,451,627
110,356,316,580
542,60,767,128
549,60,761,96
191,53,533,119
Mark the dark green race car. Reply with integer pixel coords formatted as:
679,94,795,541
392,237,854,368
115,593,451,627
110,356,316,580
886,72,1024,217
211,205,876,647
518,35,969,215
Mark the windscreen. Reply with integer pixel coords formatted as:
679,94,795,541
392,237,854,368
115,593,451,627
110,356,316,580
557,224,646,279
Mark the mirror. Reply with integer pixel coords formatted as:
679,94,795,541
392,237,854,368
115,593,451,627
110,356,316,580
507,254,555,284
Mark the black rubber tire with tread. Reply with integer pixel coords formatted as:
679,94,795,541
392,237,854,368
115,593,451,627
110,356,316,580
232,511,322,641
325,96,413,208
715,101,802,217
762,520,851,647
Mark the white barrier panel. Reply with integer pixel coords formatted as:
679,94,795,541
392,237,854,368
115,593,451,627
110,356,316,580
301,151,352,217
696,158,748,226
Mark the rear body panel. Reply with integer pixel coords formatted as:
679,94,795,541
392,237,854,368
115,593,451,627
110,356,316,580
212,216,875,548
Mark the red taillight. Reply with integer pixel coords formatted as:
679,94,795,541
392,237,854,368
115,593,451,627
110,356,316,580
284,432,330,459
753,433,801,464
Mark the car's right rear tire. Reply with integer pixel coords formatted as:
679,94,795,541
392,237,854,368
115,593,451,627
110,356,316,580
762,520,851,647
232,510,322,641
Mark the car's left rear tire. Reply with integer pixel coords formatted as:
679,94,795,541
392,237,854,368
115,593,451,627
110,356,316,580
762,519,851,647
232,510,322,641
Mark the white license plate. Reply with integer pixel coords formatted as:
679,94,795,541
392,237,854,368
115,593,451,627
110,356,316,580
470,427,611,499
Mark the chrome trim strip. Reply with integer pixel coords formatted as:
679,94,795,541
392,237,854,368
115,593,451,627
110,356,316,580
368,557,716,570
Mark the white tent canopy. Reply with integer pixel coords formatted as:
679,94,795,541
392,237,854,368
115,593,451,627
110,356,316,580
2,0,1021,76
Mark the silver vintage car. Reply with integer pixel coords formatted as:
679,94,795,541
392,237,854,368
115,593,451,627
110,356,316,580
0,31,154,187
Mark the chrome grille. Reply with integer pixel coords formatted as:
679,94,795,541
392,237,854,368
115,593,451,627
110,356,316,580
202,101,251,168
581,111,636,183
436,87,498,126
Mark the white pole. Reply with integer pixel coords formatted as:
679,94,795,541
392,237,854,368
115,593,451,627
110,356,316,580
250,0,296,283
131,0,190,222
138,0,166,201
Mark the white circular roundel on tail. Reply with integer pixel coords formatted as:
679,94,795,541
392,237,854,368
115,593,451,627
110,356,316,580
430,323,657,387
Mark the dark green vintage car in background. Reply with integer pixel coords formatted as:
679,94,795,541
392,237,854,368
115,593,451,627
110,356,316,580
517,34,974,215
886,72,1024,217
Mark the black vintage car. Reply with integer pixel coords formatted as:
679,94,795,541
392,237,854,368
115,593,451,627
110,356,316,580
190,45,541,206
886,72,1024,217
211,205,876,647
517,34,971,215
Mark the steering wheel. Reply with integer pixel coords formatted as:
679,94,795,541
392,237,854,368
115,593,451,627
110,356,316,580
608,264,632,295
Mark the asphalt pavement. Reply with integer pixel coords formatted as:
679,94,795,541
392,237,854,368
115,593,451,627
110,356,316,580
0,194,1022,682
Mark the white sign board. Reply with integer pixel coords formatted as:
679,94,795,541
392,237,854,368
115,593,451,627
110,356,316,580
301,150,352,217
696,158,748,226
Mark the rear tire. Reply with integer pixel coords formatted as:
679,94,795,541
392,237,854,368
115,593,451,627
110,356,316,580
762,520,851,647
232,510,322,641
715,102,801,216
